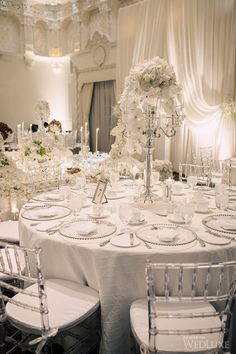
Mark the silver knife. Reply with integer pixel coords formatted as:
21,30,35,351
130,232,134,246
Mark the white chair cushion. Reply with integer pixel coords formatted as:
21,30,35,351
0,221,19,243
0,247,25,280
6,279,100,333
130,298,222,354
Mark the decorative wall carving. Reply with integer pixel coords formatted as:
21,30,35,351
34,20,48,56
93,45,106,66
0,0,143,56
0,13,21,53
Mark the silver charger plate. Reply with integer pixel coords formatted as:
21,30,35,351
202,214,236,235
135,223,197,246
59,219,117,240
21,205,72,221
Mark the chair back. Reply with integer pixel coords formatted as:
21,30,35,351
222,158,236,188
145,260,236,352
0,241,53,339
199,146,214,167
179,163,211,186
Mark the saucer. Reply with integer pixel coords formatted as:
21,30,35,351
128,218,146,226
172,191,185,196
110,234,140,248
168,215,185,224
87,211,110,219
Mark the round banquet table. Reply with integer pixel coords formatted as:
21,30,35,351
18,183,236,354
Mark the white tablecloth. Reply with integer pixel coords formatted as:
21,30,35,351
19,184,236,354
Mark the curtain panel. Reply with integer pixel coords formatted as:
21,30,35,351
116,0,236,169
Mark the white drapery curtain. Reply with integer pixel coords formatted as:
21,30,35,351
89,80,116,153
79,83,94,127
116,0,236,169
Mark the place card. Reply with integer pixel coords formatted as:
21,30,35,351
92,179,108,204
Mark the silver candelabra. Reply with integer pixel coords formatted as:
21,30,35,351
142,98,184,203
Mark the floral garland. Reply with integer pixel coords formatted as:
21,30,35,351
117,56,184,156
222,98,236,120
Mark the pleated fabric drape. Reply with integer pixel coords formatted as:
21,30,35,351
116,0,236,169
89,80,116,153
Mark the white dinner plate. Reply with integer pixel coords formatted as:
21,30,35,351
110,234,140,248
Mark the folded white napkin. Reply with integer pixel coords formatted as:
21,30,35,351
221,221,236,231
37,210,57,218
157,228,178,242
45,193,61,201
76,223,97,236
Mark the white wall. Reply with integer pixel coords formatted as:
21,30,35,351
0,53,72,132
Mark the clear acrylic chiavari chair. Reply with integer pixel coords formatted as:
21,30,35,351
0,241,100,354
130,260,236,354
179,163,211,187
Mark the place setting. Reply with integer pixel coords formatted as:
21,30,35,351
135,223,197,247
202,214,236,240
21,204,72,221
58,218,117,241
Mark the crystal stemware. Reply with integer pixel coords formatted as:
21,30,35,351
118,204,132,232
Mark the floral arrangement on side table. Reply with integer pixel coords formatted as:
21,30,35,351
0,122,13,147
48,119,62,133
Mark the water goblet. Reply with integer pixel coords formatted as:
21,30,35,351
109,171,120,190
76,176,87,191
182,201,195,224
118,204,132,232
70,196,83,217
187,175,198,190
59,186,71,203
215,193,229,211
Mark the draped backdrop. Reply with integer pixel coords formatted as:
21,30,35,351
116,0,236,169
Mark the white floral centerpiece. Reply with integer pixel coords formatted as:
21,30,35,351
118,56,184,155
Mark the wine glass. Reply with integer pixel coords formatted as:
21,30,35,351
182,201,195,224
215,193,229,211
187,175,198,190
70,196,83,217
118,204,132,232
109,171,120,190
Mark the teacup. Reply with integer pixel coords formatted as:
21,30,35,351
172,182,184,195
196,198,209,213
